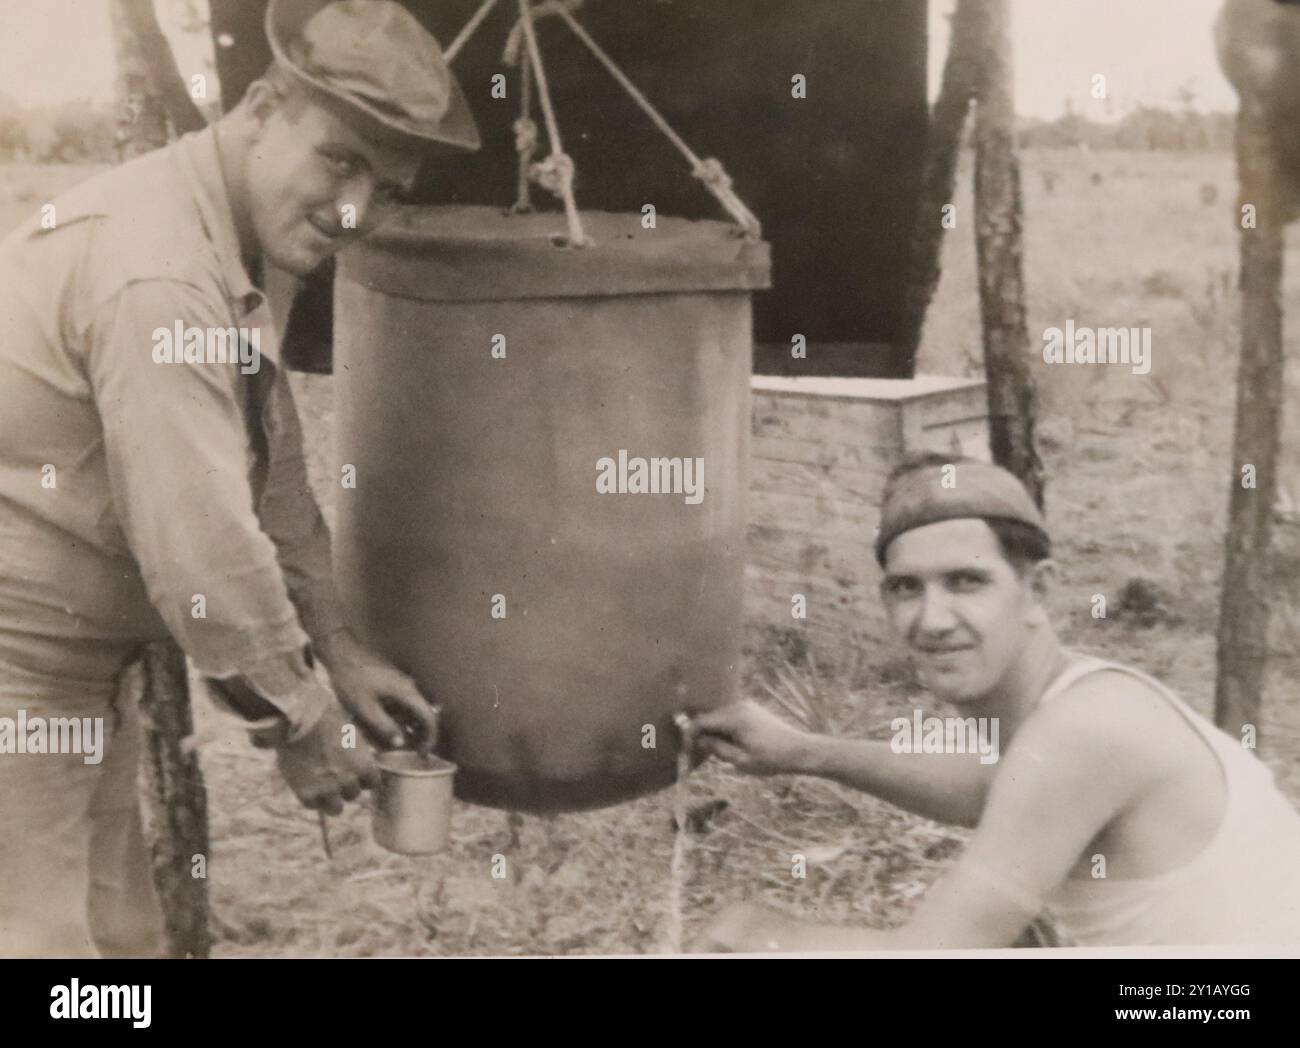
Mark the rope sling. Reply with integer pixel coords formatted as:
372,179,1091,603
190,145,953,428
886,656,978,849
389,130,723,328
444,0,762,246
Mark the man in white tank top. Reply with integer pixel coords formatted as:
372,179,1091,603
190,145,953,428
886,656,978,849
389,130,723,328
691,454,1300,950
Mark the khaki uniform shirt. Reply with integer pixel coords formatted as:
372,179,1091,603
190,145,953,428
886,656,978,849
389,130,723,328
0,126,341,690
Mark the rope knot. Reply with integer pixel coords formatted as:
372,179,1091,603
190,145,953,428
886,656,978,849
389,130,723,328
529,151,576,197
512,116,539,155
449,0,758,242
504,0,584,65
693,157,733,191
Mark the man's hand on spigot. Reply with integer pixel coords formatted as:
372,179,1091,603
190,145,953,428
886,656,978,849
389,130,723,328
684,700,814,777
315,628,439,754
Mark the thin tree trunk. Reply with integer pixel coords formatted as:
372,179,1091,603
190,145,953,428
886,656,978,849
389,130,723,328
972,0,1044,508
118,0,208,134
110,0,170,159
110,0,212,957
897,0,983,373
138,644,213,958
1214,99,1287,739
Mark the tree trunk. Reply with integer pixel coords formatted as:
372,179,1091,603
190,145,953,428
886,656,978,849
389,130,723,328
110,0,170,159
897,0,983,374
1214,99,1287,740
118,0,208,135
972,0,1044,508
109,0,212,957
138,643,213,958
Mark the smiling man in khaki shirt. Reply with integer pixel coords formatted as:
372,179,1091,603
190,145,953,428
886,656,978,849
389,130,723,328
0,0,478,956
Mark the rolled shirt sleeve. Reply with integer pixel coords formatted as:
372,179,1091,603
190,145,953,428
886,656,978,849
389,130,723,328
85,277,313,680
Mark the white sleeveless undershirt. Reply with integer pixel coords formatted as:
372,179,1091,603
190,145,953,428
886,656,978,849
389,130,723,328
1036,653,1300,946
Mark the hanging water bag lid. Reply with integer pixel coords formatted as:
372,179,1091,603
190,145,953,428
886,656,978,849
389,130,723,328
338,205,772,302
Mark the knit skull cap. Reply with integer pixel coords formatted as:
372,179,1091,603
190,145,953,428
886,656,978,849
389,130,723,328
874,458,1048,565
267,0,480,152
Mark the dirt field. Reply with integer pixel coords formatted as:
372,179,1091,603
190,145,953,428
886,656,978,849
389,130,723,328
3,148,1298,955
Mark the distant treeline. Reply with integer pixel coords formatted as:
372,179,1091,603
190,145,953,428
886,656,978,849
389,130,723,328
1016,107,1236,152
0,99,1238,165
0,101,118,164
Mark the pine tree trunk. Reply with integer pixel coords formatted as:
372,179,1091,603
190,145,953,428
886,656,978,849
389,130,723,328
138,644,213,958
972,0,1044,508
109,0,212,957
1214,99,1287,741
897,0,983,374
110,0,170,158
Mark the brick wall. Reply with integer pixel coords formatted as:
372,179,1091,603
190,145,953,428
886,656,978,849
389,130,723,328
745,375,991,668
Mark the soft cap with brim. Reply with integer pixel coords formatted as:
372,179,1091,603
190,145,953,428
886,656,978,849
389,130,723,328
875,459,1048,565
267,0,480,153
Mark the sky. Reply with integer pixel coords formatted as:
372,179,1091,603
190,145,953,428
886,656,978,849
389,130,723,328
0,0,214,107
929,0,1238,119
0,0,1241,116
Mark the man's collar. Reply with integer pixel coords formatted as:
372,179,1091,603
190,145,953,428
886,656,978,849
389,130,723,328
174,126,259,309
173,125,281,368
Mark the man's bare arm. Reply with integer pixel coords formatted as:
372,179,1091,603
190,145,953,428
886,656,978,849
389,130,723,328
691,699,995,826
847,686,1148,949
871,687,1147,948
698,683,1153,952
799,736,995,827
